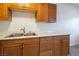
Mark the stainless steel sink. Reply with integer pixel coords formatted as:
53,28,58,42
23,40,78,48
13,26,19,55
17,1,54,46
5,32,37,38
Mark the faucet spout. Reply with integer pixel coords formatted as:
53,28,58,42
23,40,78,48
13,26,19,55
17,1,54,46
20,27,26,34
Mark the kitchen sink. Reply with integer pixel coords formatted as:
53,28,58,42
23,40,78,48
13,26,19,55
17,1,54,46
5,32,37,38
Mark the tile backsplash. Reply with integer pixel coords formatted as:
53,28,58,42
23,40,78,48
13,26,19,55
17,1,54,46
8,11,38,33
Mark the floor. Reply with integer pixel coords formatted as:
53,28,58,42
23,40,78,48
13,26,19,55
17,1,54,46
69,45,79,56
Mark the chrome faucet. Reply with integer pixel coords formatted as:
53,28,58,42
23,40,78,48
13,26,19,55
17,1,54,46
20,27,26,34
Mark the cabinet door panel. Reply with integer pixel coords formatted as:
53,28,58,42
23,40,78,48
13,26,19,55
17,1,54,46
36,3,56,22
0,3,10,20
36,3,48,22
61,36,69,55
40,37,54,56
54,35,69,56
54,38,62,56
48,4,56,22
0,47,2,56
23,39,39,56
23,44,34,56
1,44,22,56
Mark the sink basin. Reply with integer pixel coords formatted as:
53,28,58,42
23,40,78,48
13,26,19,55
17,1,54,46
5,32,37,38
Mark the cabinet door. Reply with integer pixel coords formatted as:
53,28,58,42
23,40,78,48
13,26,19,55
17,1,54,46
0,3,10,20
40,37,54,56
0,44,22,56
48,4,56,22
23,38,39,56
36,3,48,22
54,35,69,56
0,47,2,56
61,35,69,56
36,3,56,23
54,36,62,56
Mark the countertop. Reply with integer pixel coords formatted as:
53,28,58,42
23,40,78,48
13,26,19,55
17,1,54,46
0,30,70,40
0,33,69,40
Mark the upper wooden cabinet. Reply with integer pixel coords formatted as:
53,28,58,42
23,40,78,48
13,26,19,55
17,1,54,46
9,3,38,12
0,3,56,22
36,3,48,22
8,3,56,23
0,3,11,21
48,4,56,22
36,3,56,22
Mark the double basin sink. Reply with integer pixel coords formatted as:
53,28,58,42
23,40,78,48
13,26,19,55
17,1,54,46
5,32,37,38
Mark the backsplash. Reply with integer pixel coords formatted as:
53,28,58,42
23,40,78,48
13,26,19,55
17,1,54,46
0,11,39,36
8,11,38,33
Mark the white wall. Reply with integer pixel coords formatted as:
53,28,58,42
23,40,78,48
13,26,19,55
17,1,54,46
57,4,79,46
0,21,10,31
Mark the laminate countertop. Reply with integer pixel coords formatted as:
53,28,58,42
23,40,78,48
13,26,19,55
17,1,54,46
0,33,70,40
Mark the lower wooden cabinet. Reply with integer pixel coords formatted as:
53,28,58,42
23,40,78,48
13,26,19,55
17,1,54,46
0,38,39,56
0,35,69,56
40,35,69,56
